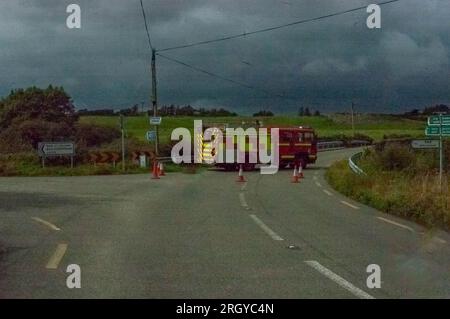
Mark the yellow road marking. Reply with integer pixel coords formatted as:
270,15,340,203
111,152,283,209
32,217,61,231
46,244,68,270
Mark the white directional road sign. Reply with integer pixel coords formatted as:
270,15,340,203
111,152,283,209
38,142,75,157
150,117,162,125
411,139,440,149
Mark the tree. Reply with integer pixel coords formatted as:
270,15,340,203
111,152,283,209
298,107,304,116
314,110,321,116
253,110,274,117
304,107,311,116
0,86,77,150
0,85,77,129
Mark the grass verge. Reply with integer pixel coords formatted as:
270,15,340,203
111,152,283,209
326,159,450,230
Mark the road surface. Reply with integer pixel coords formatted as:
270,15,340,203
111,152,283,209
0,148,449,298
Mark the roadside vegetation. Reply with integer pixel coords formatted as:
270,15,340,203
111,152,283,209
0,85,431,177
326,142,450,230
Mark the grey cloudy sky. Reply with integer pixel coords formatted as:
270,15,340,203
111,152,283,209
0,0,449,114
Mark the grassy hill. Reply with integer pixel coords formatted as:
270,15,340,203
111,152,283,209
80,114,427,144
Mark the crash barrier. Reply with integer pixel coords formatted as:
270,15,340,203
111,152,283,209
317,141,345,151
131,151,155,163
348,152,367,176
89,151,120,166
317,140,372,152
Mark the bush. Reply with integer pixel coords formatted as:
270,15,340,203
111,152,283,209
373,143,416,171
75,123,121,148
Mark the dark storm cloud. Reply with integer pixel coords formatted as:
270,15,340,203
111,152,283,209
0,0,449,113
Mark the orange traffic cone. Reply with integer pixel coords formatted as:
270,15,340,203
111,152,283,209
291,165,300,183
298,165,304,179
151,161,160,179
236,164,246,182
159,162,166,176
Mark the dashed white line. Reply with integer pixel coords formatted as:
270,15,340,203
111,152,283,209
239,193,250,210
250,214,284,241
313,176,318,181
31,217,61,231
240,182,247,191
341,200,360,210
315,181,322,188
305,260,375,299
46,243,68,270
377,217,414,233
323,189,334,196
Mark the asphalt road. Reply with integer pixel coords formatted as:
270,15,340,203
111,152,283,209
0,148,449,298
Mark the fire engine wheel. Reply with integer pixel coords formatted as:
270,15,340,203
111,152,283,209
223,164,235,171
243,164,256,171
299,158,308,169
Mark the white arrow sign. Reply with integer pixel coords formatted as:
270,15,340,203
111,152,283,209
411,139,439,149
38,142,75,156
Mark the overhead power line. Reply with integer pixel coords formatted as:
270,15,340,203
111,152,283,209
157,53,294,99
139,0,154,51
157,0,401,52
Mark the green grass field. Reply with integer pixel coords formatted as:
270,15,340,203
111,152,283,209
80,114,427,144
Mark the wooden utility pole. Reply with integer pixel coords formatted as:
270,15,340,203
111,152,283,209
151,49,159,155
120,114,125,171
351,101,355,137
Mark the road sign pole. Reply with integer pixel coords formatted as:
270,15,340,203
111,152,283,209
120,114,125,171
439,113,443,190
151,49,159,156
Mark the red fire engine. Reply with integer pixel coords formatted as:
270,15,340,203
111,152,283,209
200,125,317,171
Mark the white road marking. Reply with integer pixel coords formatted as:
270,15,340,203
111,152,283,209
240,182,247,191
435,237,447,244
313,176,318,181
31,217,61,231
377,217,414,233
341,201,360,210
239,193,250,210
250,215,284,241
305,260,375,299
323,189,334,196
46,244,68,269
315,181,322,188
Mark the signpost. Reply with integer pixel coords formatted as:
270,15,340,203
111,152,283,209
411,140,440,149
150,117,162,125
425,126,450,136
425,113,449,190
38,142,75,168
428,115,450,126
146,130,156,142
119,115,126,171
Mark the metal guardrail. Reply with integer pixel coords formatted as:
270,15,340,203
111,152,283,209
317,141,345,151
317,140,371,152
348,152,367,176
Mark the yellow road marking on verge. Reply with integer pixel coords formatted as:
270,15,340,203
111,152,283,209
341,201,360,210
32,217,61,231
46,244,68,270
